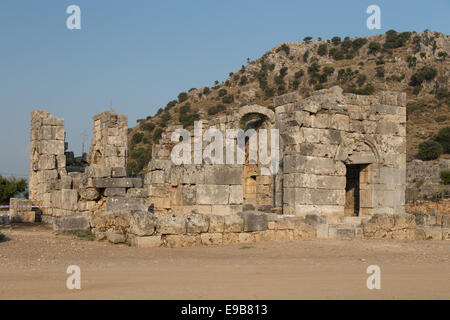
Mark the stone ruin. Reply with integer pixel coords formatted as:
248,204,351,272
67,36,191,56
4,86,449,246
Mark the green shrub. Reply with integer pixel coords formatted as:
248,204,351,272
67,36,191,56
331,36,341,46
141,122,155,132
417,140,443,160
294,70,304,79
166,100,177,109
277,44,290,55
352,38,367,50
0,232,5,242
440,170,450,185
264,87,275,97
303,50,310,62
208,104,226,115
218,88,228,97
222,95,234,104
152,128,164,144
303,36,312,43
203,87,210,95
128,147,152,174
435,115,447,123
368,42,381,55
375,66,385,78
178,92,188,103
317,44,328,56
179,103,191,115
375,56,385,65
356,74,367,86
308,63,320,74
384,30,411,49
409,66,438,87
434,127,450,153
0,175,27,205
131,132,144,145
239,76,248,86
292,79,300,89
179,113,199,128
328,47,344,60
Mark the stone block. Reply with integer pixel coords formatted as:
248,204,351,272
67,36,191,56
106,197,148,212
186,214,209,234
126,188,147,198
53,215,90,234
229,185,243,204
197,185,229,205
181,185,196,205
164,235,201,248
111,167,127,178
106,232,125,244
132,236,162,248
223,214,244,233
79,188,100,201
86,166,111,178
105,188,126,197
208,214,225,233
93,178,143,188
204,166,242,185
200,233,223,246
155,213,186,235
238,232,255,244
129,211,156,236
238,211,268,232
222,232,239,245
61,189,78,211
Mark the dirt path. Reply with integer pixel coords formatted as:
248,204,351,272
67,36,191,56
0,224,449,300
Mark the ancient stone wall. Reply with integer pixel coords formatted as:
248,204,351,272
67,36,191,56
146,105,278,215
275,86,406,221
406,159,450,202
148,86,407,223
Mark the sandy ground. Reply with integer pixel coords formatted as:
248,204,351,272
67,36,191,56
0,224,449,300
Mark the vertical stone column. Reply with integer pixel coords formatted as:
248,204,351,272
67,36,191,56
29,110,66,214
88,110,128,168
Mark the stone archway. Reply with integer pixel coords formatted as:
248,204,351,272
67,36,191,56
238,105,276,212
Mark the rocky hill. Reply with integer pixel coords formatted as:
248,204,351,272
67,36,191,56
127,30,450,174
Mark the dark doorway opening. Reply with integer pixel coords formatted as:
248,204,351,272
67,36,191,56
345,164,364,216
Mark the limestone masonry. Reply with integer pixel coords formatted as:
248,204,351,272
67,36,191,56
5,86,449,247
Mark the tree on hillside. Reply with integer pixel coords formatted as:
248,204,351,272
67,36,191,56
0,175,27,205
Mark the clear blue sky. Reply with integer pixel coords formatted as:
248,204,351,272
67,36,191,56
0,0,448,177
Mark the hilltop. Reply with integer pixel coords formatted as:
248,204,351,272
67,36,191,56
127,30,450,174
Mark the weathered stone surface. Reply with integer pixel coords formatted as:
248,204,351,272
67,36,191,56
132,235,161,248
86,166,111,178
93,178,143,188
186,214,209,234
197,185,229,205
200,233,223,246
155,213,186,235
106,197,147,212
208,215,225,233
238,211,268,232
126,188,147,198
79,188,100,201
105,188,126,197
129,212,156,236
362,214,415,240
106,232,125,244
204,166,242,185
111,167,126,178
53,215,90,234
223,214,244,233
164,234,201,248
